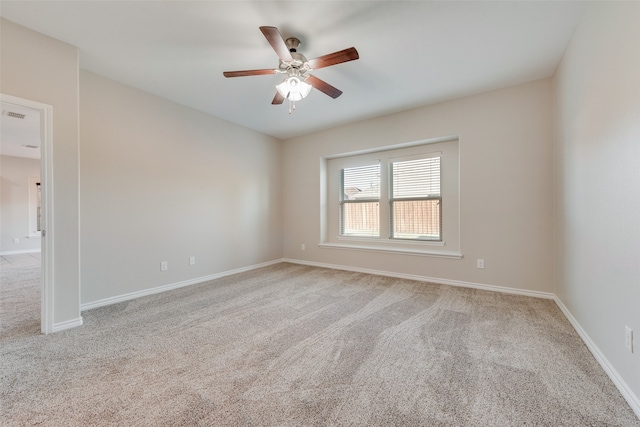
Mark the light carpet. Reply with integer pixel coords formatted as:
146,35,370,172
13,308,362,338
0,253,41,340
1,262,638,426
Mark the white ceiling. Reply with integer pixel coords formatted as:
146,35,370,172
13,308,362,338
0,102,41,159
0,1,586,141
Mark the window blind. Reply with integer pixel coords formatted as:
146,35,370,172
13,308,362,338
391,157,440,198
341,163,380,200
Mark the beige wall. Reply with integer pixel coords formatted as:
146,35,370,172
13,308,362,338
79,71,283,305
282,78,554,293
1,19,80,326
0,155,41,253
554,1,640,404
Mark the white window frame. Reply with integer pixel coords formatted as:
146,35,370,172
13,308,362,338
388,152,442,242
339,162,381,238
321,137,461,258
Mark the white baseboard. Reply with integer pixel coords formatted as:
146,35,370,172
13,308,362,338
282,258,555,300
80,259,283,311
553,296,640,419
0,249,41,256
51,316,83,333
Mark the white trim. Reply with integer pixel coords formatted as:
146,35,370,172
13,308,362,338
41,100,54,335
389,150,441,163
282,258,554,300
80,259,282,311
553,296,640,419
52,316,83,333
0,249,41,256
336,235,446,247
76,47,82,337
1,94,54,335
318,242,463,259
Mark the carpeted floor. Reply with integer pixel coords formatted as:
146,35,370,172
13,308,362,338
0,253,41,341
1,262,638,426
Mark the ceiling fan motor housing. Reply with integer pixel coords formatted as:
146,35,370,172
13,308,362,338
279,50,310,77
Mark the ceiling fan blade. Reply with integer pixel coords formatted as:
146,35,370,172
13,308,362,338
259,26,293,62
223,69,277,78
272,92,285,105
306,75,343,99
308,47,359,70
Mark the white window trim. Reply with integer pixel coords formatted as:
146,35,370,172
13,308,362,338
321,136,461,258
336,235,445,247
318,242,462,259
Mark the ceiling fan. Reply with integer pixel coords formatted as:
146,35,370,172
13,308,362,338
223,26,359,113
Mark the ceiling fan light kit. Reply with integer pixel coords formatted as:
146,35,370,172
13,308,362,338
276,75,312,102
223,26,359,114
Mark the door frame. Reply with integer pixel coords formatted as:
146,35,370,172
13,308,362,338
1,93,54,334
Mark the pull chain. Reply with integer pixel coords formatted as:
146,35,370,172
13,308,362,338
288,99,297,114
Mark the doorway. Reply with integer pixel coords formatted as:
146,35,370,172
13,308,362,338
0,94,53,334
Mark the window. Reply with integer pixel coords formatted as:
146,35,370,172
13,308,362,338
389,155,441,241
323,138,460,258
340,163,380,237
28,176,42,237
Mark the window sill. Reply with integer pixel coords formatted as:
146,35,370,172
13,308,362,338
318,242,463,259
337,235,446,246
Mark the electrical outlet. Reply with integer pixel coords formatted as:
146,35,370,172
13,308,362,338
301,244,305,251
13,238,19,244
625,326,633,352
189,256,196,266
160,261,168,271
477,259,485,269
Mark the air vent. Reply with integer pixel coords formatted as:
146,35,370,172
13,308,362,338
22,145,39,149
3,111,26,119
